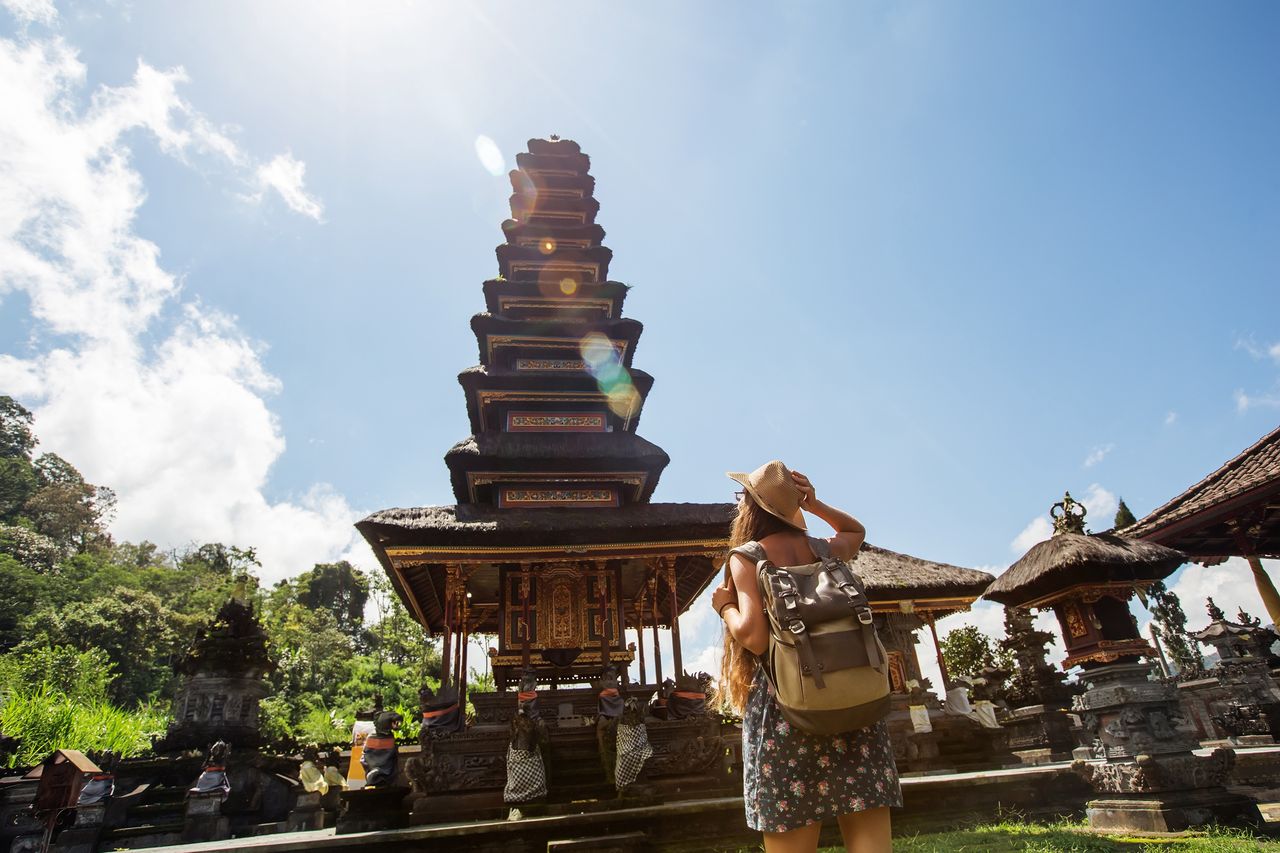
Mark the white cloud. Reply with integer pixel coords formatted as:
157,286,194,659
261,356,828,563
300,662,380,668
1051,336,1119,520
1232,337,1280,413
1,0,56,26
1235,388,1280,413
1168,557,1280,632
1011,516,1051,554
1165,411,1177,426
0,30,355,583
1083,443,1114,468
253,153,324,221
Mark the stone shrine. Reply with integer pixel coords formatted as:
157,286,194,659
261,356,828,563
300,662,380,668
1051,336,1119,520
986,492,1261,832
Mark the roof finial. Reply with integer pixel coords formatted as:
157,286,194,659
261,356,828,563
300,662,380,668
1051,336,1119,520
1206,597,1225,622
549,133,560,141
1050,491,1087,536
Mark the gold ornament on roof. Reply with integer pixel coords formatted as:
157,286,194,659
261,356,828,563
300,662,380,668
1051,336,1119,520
1050,491,1087,536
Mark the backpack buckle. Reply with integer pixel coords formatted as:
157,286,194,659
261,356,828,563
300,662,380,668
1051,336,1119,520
857,608,874,626
788,620,807,635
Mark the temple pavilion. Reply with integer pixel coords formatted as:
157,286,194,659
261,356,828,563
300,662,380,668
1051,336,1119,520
1125,423,1280,626
357,138,734,693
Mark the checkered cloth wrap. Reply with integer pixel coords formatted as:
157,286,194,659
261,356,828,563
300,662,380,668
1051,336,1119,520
503,746,546,804
614,722,653,789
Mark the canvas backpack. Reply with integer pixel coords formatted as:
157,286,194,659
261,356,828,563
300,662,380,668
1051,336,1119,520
729,537,891,735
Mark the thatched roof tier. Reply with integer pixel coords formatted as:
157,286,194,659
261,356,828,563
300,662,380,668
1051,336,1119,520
481,280,630,321
515,148,590,176
469,314,644,369
509,191,600,226
357,502,736,631
852,544,995,615
984,532,1186,608
494,244,613,284
506,169,596,202
500,220,606,250
457,365,655,435
1125,424,1280,558
360,502,735,550
444,432,670,504
525,137,585,157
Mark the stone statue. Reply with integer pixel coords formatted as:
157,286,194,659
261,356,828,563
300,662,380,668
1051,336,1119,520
595,663,624,783
190,741,231,794
360,710,403,788
668,671,712,720
503,705,548,810
419,682,462,741
615,697,654,795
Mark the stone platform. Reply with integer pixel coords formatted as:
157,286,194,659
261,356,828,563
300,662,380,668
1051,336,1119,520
137,760,1103,852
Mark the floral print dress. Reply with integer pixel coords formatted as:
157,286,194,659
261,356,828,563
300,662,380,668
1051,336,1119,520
742,669,901,833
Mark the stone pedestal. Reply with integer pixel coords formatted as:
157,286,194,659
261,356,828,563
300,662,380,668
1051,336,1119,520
286,790,329,832
337,784,410,834
1071,661,1262,831
182,790,230,842
1004,704,1075,764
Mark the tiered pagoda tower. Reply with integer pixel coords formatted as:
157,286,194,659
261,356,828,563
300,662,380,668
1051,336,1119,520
358,138,734,692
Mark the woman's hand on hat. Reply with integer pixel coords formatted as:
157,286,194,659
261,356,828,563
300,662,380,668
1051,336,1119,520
792,470,815,509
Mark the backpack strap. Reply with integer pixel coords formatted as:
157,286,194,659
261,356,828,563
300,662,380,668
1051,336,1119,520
811,538,883,670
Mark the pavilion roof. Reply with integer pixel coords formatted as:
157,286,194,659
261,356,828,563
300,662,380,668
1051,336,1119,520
1125,424,1280,557
853,543,994,613
984,531,1186,608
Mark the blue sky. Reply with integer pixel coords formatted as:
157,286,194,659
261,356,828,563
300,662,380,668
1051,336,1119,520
2,1,1278,687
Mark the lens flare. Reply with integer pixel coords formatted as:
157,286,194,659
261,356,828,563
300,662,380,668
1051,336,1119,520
579,333,615,368
607,383,641,419
474,135,505,177
559,277,578,295
540,239,556,255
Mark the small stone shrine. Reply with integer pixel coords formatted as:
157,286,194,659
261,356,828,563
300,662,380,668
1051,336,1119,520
986,492,1262,832
1193,598,1280,745
155,577,273,752
998,605,1076,763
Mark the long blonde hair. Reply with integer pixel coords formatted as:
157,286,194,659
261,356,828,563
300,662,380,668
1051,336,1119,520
716,493,793,714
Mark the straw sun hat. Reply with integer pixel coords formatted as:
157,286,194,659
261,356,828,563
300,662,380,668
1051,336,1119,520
727,460,807,531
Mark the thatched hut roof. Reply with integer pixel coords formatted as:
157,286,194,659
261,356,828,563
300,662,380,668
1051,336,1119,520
984,532,1186,608
853,544,994,606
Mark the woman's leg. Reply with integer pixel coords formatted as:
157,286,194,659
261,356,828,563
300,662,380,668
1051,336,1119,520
762,821,822,853
836,806,891,853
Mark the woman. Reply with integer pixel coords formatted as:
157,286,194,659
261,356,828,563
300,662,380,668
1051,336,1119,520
712,461,900,853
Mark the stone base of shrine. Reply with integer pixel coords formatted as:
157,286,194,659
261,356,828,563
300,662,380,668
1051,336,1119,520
1203,735,1277,750
1084,787,1263,834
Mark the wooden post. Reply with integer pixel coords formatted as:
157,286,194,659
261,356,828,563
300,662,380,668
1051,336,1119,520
1232,523,1280,626
519,568,531,669
635,600,648,685
440,567,456,689
649,575,663,686
927,615,950,692
666,559,684,679
595,562,611,665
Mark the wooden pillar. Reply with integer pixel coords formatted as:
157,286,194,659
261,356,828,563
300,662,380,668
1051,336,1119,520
1232,523,1280,626
649,575,663,685
665,559,683,679
440,566,457,689
926,614,951,692
635,599,648,685
616,566,629,677
595,562,611,665
458,591,471,716
519,568,532,669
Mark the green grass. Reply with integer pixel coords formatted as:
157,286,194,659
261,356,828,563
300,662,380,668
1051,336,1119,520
874,819,1278,852
0,687,170,767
